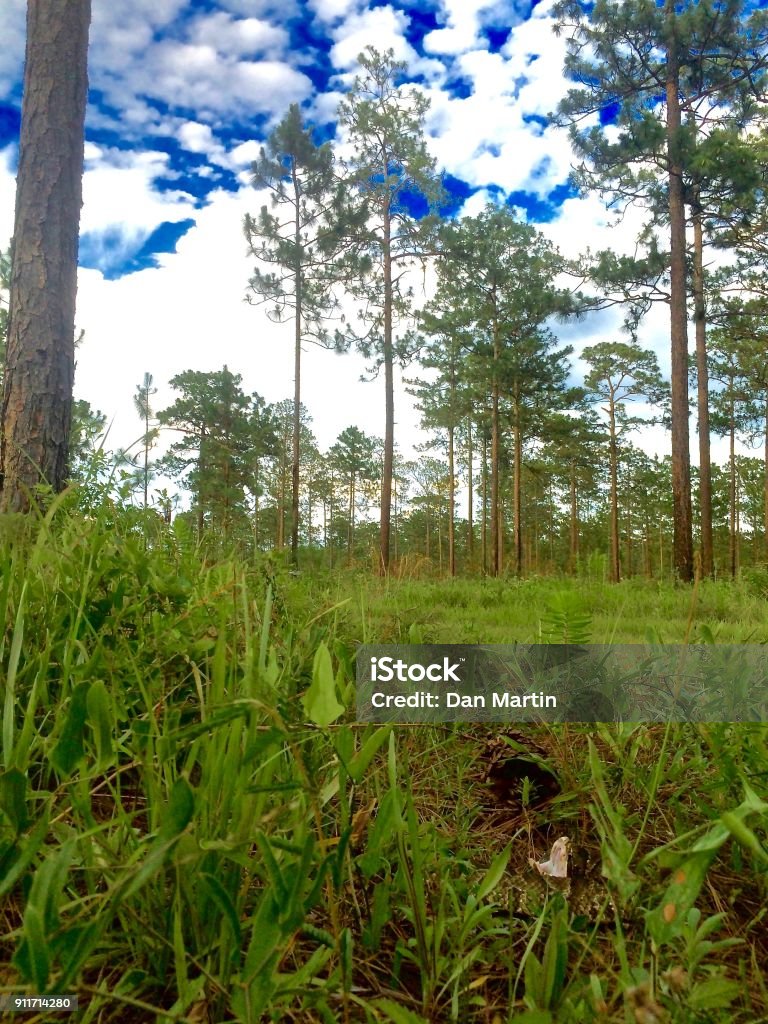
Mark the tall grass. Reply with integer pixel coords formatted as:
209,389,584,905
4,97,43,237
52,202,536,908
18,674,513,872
0,494,767,1022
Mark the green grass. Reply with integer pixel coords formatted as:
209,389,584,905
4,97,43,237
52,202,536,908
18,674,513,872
284,571,768,645
1,499,767,1022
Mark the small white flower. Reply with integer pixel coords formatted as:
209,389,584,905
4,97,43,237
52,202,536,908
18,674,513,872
529,836,571,878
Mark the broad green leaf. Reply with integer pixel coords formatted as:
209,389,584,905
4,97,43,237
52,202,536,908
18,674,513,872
0,768,29,834
3,581,25,769
86,680,114,770
233,890,283,1019
476,844,511,902
540,908,568,1009
0,810,50,899
348,726,392,783
373,998,430,1023
302,643,344,727
720,811,768,865
120,778,195,901
688,977,741,1010
50,682,90,776
17,903,49,990
159,777,195,840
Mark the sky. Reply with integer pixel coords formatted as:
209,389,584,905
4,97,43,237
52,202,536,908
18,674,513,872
0,0,735,497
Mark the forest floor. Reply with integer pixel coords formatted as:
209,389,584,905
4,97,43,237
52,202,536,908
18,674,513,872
1,506,767,1023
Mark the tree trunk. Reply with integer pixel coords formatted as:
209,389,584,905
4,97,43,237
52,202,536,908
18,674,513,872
143,411,150,507
379,198,394,574
608,395,621,583
733,395,741,581
329,469,335,569
197,423,206,541
467,417,474,565
513,400,523,576
438,509,443,574
290,166,302,565
448,422,455,576
569,461,579,573
665,1,694,582
481,427,488,575
691,187,714,577
348,474,355,560
253,458,260,548
1,0,92,512
625,488,633,577
490,315,501,576
277,420,288,549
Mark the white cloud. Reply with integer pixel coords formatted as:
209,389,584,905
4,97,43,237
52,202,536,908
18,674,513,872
0,0,26,96
69,179,422,469
187,13,288,57
424,0,526,56
419,5,575,197
219,0,300,17
329,6,417,70
309,0,363,24
0,147,16,248
85,5,311,139
178,122,216,155
76,147,197,277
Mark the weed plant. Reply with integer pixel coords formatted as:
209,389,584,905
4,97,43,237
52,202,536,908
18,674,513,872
0,493,767,1022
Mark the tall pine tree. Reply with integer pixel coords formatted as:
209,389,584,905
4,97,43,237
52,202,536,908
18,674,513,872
336,47,442,573
245,104,343,564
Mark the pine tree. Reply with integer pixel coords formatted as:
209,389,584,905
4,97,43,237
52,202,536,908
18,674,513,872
245,104,344,565
133,372,158,507
158,368,258,542
433,206,573,575
582,339,668,583
330,425,379,560
408,308,474,576
553,0,768,580
68,399,107,482
543,411,604,573
708,314,763,576
336,47,443,574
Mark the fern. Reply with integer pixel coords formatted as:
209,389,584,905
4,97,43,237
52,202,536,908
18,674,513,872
539,592,592,644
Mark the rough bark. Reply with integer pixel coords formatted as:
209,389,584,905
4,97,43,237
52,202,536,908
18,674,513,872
665,3,694,582
1,0,91,511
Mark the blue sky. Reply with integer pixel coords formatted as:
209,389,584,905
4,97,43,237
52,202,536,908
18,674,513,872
0,0,681,480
